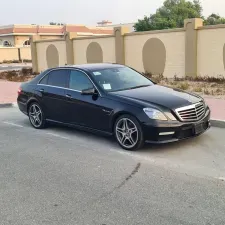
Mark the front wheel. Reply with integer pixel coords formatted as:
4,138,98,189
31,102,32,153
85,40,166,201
28,102,46,129
114,114,144,151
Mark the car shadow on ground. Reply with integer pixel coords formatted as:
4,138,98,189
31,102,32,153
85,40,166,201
46,122,117,144
21,118,206,154
48,122,206,153
141,136,205,153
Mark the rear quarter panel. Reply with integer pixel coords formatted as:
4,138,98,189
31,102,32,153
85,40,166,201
17,83,42,114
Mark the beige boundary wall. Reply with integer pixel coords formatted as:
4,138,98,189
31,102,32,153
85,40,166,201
197,26,225,78
74,36,116,64
36,39,67,72
0,47,31,62
31,18,225,78
124,29,185,78
20,47,31,61
0,48,19,62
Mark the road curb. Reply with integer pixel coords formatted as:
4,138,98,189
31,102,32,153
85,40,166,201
210,119,225,129
0,102,17,108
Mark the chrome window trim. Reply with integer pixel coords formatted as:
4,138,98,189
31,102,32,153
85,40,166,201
37,67,102,96
38,68,68,86
37,84,82,93
175,101,205,122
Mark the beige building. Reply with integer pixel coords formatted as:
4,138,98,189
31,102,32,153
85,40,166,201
97,20,135,32
0,24,113,47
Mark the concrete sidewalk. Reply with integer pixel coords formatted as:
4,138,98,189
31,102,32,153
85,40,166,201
0,79,225,121
0,80,21,104
204,98,225,121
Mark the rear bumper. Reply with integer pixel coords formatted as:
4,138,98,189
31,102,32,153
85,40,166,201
143,109,210,144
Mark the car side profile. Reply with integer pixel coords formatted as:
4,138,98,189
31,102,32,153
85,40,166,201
17,63,211,150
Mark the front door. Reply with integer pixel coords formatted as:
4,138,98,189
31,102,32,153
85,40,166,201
65,69,112,132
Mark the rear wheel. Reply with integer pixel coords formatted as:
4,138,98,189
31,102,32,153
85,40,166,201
28,102,46,129
114,114,144,151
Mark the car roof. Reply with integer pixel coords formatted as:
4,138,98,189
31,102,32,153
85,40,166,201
58,63,125,72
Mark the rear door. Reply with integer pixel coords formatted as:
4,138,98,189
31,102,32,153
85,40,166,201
37,69,70,122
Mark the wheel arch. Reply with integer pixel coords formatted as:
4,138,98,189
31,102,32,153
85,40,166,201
111,111,141,133
26,98,41,114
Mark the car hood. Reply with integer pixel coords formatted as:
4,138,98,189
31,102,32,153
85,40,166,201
109,85,202,109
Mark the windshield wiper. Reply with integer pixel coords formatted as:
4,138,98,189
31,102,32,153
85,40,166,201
109,84,151,92
127,84,151,90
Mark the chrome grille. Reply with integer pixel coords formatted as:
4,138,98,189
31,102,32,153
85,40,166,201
175,102,205,122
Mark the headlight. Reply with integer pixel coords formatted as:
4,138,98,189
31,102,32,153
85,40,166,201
143,108,168,121
200,98,207,109
204,101,208,109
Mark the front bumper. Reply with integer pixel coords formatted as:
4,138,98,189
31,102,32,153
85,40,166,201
143,109,211,144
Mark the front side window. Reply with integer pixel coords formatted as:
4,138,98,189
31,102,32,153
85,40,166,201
42,69,69,88
91,67,153,92
69,70,93,91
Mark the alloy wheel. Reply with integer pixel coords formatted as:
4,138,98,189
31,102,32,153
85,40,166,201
115,118,138,149
29,104,43,128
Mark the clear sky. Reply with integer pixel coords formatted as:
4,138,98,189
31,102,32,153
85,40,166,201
1,0,225,26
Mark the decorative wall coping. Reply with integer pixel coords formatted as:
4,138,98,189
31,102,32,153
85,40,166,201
124,28,185,36
35,39,65,43
198,24,225,30
72,35,115,41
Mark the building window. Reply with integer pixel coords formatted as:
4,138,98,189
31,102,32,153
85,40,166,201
23,40,30,46
3,40,12,47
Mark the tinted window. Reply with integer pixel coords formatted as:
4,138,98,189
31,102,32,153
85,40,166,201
91,67,153,92
69,70,93,91
39,74,48,84
47,70,69,88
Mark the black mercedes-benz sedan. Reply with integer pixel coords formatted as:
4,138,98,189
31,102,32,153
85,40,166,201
17,63,211,150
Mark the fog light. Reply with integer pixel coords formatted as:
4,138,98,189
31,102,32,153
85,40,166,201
159,132,175,136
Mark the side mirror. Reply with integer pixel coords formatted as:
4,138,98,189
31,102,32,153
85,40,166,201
81,87,97,95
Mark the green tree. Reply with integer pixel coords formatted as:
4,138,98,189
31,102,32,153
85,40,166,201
204,13,225,25
134,0,203,31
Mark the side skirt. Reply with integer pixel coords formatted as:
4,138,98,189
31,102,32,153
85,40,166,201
46,119,113,137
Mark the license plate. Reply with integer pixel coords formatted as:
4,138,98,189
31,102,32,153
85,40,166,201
194,122,204,134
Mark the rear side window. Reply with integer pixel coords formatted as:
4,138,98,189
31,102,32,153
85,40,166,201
40,69,69,88
39,75,48,84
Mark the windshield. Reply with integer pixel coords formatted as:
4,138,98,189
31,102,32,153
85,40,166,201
91,67,154,92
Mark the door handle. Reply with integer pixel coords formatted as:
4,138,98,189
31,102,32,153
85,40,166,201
39,88,44,92
66,94,72,99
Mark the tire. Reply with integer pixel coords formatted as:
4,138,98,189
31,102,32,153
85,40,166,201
28,102,46,129
114,114,144,151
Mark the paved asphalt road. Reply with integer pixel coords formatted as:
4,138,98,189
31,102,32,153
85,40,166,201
0,107,225,225
0,64,32,71
0,66,23,71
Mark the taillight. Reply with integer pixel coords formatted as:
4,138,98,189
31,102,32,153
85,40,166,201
18,88,22,95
